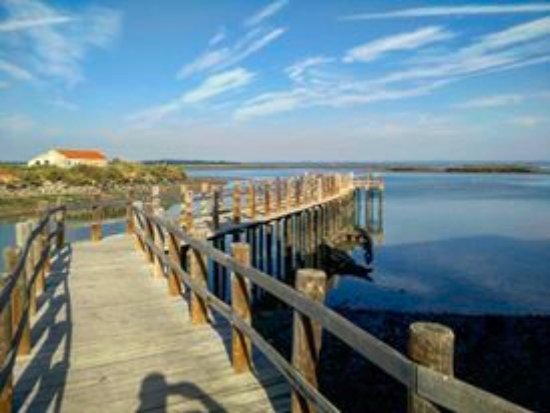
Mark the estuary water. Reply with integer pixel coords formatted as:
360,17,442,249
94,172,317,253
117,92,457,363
188,169,550,315
1,169,549,315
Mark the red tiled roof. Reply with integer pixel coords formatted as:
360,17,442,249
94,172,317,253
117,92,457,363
56,149,106,160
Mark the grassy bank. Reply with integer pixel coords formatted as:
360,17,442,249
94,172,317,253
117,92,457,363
0,161,186,217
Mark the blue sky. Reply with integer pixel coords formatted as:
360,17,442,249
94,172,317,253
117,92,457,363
1,0,549,161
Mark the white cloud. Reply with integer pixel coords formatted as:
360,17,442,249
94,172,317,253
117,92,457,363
130,68,255,125
0,59,34,80
178,27,285,78
234,89,308,120
0,15,73,32
341,4,550,20
182,68,255,103
454,92,550,109
244,0,289,27
285,56,334,82
510,115,547,127
1,0,122,86
209,27,226,46
343,26,452,63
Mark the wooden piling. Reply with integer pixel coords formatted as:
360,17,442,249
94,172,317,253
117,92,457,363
276,178,282,213
212,188,221,230
152,218,165,279
291,269,327,413
1,248,15,411
248,180,256,220
264,182,271,217
90,194,103,242
55,199,65,250
166,233,182,296
408,322,455,413
188,230,209,324
126,190,135,234
231,243,252,373
6,241,30,357
233,182,242,224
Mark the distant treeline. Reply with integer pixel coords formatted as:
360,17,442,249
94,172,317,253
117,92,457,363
141,160,546,174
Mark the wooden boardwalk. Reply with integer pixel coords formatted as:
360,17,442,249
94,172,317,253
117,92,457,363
12,235,289,412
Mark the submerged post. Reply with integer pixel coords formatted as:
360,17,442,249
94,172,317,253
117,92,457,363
408,322,455,413
291,269,327,413
231,243,252,373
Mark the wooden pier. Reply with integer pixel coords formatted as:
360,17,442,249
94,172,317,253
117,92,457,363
0,173,531,412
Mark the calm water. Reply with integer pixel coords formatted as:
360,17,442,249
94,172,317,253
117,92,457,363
189,169,550,315
1,170,549,315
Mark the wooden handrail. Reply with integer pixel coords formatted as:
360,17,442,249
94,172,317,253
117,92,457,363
0,206,65,397
132,205,530,413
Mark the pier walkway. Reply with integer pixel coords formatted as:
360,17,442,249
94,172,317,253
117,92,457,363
0,173,530,413
13,234,287,412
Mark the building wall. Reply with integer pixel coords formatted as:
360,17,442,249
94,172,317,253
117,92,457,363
28,150,108,168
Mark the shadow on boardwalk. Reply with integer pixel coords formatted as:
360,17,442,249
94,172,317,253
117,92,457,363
14,244,73,412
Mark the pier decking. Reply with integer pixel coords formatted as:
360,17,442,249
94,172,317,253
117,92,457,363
13,235,288,412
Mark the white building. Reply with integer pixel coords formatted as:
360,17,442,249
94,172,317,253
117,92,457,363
28,149,108,168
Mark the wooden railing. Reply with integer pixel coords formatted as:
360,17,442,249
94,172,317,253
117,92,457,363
130,185,531,413
0,204,66,411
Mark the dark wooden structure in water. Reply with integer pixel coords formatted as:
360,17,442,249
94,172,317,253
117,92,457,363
0,173,531,412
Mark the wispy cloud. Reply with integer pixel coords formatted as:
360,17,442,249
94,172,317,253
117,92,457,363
0,15,73,32
234,15,550,121
209,26,226,46
343,26,453,63
453,91,550,109
0,59,34,81
1,0,122,86
178,26,286,78
510,115,547,127
182,68,255,103
130,68,255,125
244,0,289,27
341,4,550,21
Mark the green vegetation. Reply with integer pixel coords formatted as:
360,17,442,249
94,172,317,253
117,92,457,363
0,160,186,188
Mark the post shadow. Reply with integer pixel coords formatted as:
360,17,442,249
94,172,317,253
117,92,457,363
14,243,73,413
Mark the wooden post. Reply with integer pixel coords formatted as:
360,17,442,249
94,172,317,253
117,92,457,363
275,178,282,213
1,248,15,411
22,222,37,317
91,194,102,242
166,233,182,296
7,240,31,357
126,190,135,234
152,185,161,214
231,243,252,373
408,322,455,413
248,180,256,219
285,179,292,211
291,269,327,413
184,190,194,232
152,218,165,279
55,199,65,250
212,188,220,230
264,181,271,217
188,230,208,324
233,182,242,224
179,184,188,228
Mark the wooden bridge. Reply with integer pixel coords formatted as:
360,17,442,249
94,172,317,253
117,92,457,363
0,173,531,412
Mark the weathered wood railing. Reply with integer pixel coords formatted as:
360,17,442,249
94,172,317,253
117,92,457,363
0,204,66,411
130,180,530,413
